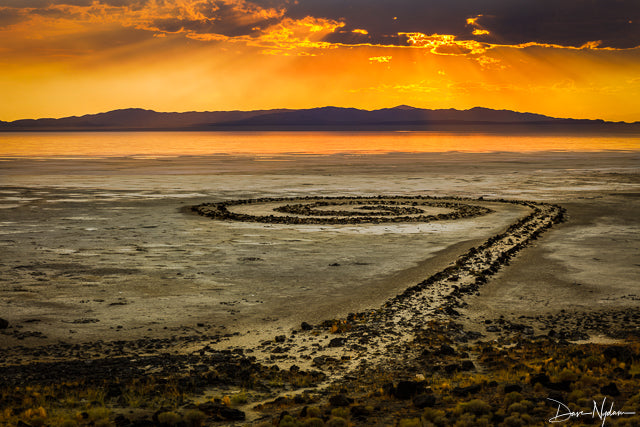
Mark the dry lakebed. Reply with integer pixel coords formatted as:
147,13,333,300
0,151,639,426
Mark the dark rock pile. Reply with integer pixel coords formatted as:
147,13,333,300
192,195,494,224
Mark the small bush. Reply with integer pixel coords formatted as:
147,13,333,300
399,418,422,427
29,416,46,427
330,407,349,420
279,415,300,427
326,417,347,427
503,392,523,406
231,392,248,406
157,411,182,426
302,418,324,427
502,414,526,427
422,408,448,426
507,401,533,415
454,413,490,427
306,407,322,418
183,409,207,427
87,407,110,421
557,368,578,382
456,399,491,415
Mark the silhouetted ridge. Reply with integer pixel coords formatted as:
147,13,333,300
1,106,637,132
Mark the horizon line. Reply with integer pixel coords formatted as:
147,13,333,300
1,105,638,125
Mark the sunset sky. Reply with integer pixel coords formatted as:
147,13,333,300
1,0,639,122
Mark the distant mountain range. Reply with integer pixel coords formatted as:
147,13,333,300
1,106,638,132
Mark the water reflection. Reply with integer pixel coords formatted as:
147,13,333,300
0,131,638,157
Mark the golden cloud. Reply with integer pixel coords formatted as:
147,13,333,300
466,15,490,37
472,29,490,36
0,1,286,38
400,32,488,55
1,1,634,62
251,16,345,52
369,55,392,63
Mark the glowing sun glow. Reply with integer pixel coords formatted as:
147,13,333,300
0,0,638,122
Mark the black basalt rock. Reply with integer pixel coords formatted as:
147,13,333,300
600,382,620,397
328,337,347,347
394,380,426,399
329,394,352,407
413,393,436,408
437,343,456,356
220,406,246,421
603,346,634,363
452,384,481,397
504,384,523,393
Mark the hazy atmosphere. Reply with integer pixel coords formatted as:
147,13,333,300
1,0,639,122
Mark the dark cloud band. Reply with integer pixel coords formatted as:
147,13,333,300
284,0,639,49
1,0,638,49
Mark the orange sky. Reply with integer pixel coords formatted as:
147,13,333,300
1,0,639,122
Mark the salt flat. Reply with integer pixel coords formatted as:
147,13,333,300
0,151,638,348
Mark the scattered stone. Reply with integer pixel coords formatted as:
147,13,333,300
600,382,620,397
130,420,155,427
114,414,130,427
460,360,475,371
328,337,347,347
197,401,245,421
70,318,99,324
546,380,573,392
394,380,425,400
329,394,352,407
452,384,481,397
106,383,123,398
437,344,456,356
603,346,634,363
413,393,436,408
530,373,550,387
444,363,461,374
312,355,340,367
350,405,370,420
504,384,522,393
271,346,285,354
219,406,246,421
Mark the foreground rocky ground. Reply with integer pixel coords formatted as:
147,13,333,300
1,197,639,426
2,318,639,426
